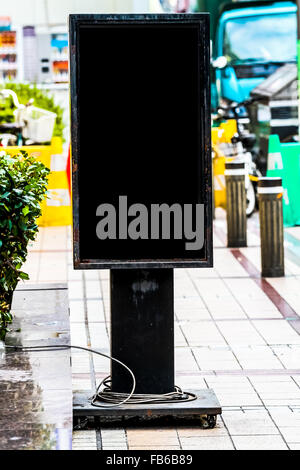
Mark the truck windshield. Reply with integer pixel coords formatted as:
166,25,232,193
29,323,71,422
223,13,296,65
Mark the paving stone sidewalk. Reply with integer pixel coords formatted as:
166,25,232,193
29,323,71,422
23,208,300,450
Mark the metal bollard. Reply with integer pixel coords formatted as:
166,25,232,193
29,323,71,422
225,161,247,247
258,177,284,277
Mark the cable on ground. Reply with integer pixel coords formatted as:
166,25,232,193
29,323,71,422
5,344,197,407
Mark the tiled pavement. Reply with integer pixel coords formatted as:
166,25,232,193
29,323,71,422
23,208,300,450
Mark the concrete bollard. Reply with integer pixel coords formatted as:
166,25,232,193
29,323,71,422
258,177,284,277
225,161,247,247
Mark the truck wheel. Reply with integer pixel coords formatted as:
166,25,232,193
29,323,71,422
246,181,256,217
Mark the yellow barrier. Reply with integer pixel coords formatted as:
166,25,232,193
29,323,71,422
3,137,72,226
220,120,237,143
212,120,237,209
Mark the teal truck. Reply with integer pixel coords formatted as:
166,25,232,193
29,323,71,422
196,0,299,164
197,0,297,110
161,1,297,109
160,1,298,141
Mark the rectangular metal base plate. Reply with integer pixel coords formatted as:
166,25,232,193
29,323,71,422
73,389,221,426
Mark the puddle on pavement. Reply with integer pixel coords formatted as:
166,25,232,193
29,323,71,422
0,286,72,450
0,348,71,450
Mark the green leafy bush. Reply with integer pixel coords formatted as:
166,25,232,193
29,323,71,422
0,150,50,339
0,82,65,141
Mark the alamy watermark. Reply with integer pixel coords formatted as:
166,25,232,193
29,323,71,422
95,196,204,251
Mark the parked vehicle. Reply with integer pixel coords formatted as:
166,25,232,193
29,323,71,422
160,1,298,145
199,1,298,172
213,97,262,217
211,2,296,102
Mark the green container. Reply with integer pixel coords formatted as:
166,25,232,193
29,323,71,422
267,135,300,227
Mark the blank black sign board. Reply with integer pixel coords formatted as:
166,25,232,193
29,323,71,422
70,14,212,269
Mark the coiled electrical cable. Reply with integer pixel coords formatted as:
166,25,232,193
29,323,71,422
92,376,197,406
5,344,197,407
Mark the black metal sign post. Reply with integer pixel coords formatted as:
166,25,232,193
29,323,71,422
70,14,221,426
111,269,174,395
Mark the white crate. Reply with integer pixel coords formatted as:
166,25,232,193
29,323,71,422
24,106,57,143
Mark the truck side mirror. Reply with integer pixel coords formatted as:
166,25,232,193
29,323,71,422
212,56,228,69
